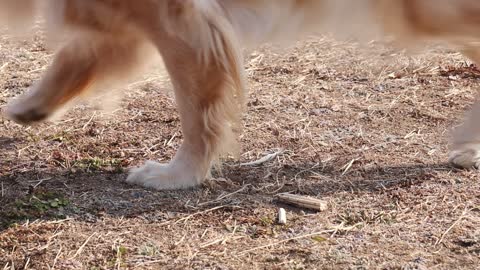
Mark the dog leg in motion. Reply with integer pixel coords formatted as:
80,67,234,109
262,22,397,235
5,35,145,124
449,47,480,169
450,103,480,169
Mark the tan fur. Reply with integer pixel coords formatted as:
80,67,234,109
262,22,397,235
3,0,480,189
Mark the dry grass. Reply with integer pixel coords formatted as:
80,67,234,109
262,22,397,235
0,32,479,269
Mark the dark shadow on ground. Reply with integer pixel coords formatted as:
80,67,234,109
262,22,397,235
0,161,458,231
226,161,455,196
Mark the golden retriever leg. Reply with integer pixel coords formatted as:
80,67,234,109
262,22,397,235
126,33,244,190
449,47,480,169
5,34,145,124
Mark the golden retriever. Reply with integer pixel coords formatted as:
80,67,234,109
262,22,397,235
2,0,480,190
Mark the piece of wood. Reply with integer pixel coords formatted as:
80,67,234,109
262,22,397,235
277,208,287,224
239,149,284,166
277,193,328,211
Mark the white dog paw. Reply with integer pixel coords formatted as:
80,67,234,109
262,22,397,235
449,145,480,169
126,161,203,190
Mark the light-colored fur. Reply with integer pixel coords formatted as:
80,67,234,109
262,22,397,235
2,0,480,190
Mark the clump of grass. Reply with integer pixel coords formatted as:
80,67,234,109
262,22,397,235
109,245,128,268
337,209,398,226
139,242,161,257
74,157,123,172
1,188,70,229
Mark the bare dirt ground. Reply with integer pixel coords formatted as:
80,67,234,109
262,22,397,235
0,30,479,269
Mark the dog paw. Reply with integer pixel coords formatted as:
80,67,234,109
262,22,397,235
449,145,480,169
126,161,203,190
4,97,49,125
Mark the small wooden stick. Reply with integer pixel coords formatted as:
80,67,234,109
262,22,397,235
277,193,328,211
277,208,287,224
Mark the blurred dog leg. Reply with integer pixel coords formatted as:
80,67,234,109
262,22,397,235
449,46,480,169
5,34,147,124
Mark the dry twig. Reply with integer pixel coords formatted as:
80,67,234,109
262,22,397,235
69,232,97,260
277,193,328,211
239,149,284,166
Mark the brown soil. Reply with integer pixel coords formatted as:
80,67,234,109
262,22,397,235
0,32,479,269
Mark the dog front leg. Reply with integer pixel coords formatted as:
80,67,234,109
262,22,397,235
126,34,244,190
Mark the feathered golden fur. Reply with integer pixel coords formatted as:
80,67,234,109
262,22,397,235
2,0,480,190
